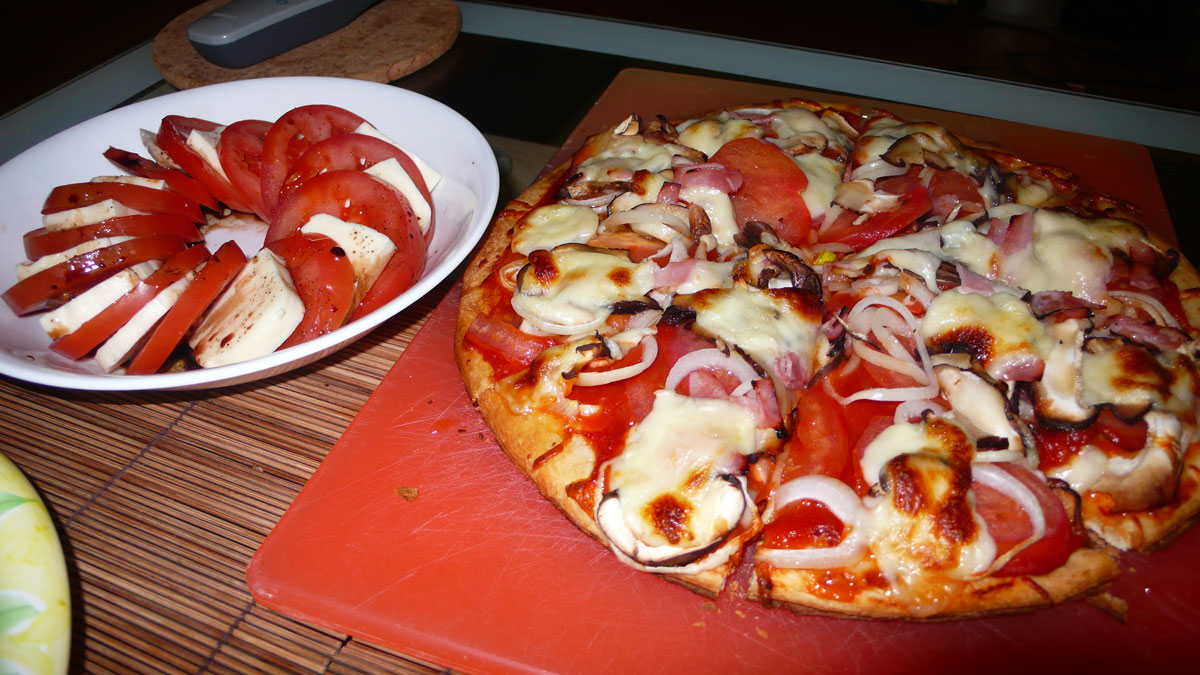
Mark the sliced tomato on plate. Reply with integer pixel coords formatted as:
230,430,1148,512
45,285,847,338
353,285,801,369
218,119,273,221
2,234,188,315
23,214,202,259
49,244,211,360
156,115,253,213
259,105,367,216
42,181,203,223
103,146,220,210
125,241,247,375
709,137,813,246
278,133,433,235
819,170,932,251
266,233,357,350
972,462,1080,577
269,169,425,318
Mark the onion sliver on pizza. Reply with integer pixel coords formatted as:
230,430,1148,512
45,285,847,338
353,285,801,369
455,99,1200,620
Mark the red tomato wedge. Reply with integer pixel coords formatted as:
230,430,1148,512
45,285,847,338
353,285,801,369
266,233,357,350
259,105,366,216
49,244,211,360
279,132,434,239
23,214,202,259
819,171,932,251
269,170,425,318
709,137,812,247
779,387,851,484
972,462,1079,577
42,182,203,223
156,115,253,213
103,146,220,210
125,241,247,375
3,235,187,315
218,119,273,221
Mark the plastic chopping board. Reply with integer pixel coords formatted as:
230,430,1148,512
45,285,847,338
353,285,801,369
248,70,1200,673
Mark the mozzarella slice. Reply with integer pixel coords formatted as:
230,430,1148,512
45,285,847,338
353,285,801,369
95,272,195,371
37,262,160,339
678,184,739,248
300,214,395,306
42,200,146,231
16,236,135,281
675,113,761,157
91,175,166,190
353,122,441,191
363,158,433,235
185,126,229,182
189,249,304,368
511,247,654,336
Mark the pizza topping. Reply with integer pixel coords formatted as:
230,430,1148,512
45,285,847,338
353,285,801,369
757,475,868,569
512,204,600,256
922,289,1050,382
1031,317,1096,425
511,246,656,336
575,328,659,387
596,390,758,570
934,365,1025,459
692,285,823,392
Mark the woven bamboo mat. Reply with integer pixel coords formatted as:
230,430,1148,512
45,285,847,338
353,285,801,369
0,285,448,674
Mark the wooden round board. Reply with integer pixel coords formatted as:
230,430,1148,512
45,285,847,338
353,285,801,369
152,0,460,89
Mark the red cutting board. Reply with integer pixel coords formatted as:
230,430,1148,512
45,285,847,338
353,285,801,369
248,70,1200,673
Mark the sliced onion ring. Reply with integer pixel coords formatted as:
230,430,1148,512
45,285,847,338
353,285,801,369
664,348,759,392
972,463,1047,573
758,475,868,570
576,333,659,387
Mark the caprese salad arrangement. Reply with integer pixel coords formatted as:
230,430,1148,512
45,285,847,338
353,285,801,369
2,104,439,374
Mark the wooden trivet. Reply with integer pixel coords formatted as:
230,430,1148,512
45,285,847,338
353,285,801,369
152,0,460,89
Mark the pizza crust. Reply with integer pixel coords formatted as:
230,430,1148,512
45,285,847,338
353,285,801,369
754,546,1120,620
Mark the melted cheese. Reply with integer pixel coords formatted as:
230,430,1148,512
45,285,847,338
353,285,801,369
921,289,1052,381
42,200,145,231
791,152,843,224
676,114,762,157
678,184,739,248
511,247,654,335
576,134,677,183
692,285,821,385
606,390,756,549
511,204,599,256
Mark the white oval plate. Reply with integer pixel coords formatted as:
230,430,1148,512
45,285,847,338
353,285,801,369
0,77,498,391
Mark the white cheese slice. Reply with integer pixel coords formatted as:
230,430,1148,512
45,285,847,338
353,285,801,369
920,289,1052,381
185,126,229,182
37,262,160,339
353,122,441,191
188,249,304,368
791,151,843,224
42,199,146,232
300,213,395,306
95,272,194,371
511,204,599,256
91,175,166,190
16,236,135,281
364,157,433,235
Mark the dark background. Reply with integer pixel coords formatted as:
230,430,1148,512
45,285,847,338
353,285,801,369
3,0,1198,117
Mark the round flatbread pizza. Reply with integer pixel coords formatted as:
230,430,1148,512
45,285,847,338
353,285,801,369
455,98,1200,619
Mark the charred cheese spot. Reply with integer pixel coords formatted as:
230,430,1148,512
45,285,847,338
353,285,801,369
921,289,1050,381
525,249,561,286
646,493,692,545
512,247,654,335
608,266,633,287
1081,344,1173,411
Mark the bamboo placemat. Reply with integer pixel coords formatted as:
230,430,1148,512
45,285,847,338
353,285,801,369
1,282,445,675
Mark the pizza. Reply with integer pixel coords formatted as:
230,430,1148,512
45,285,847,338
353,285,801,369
454,98,1200,620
